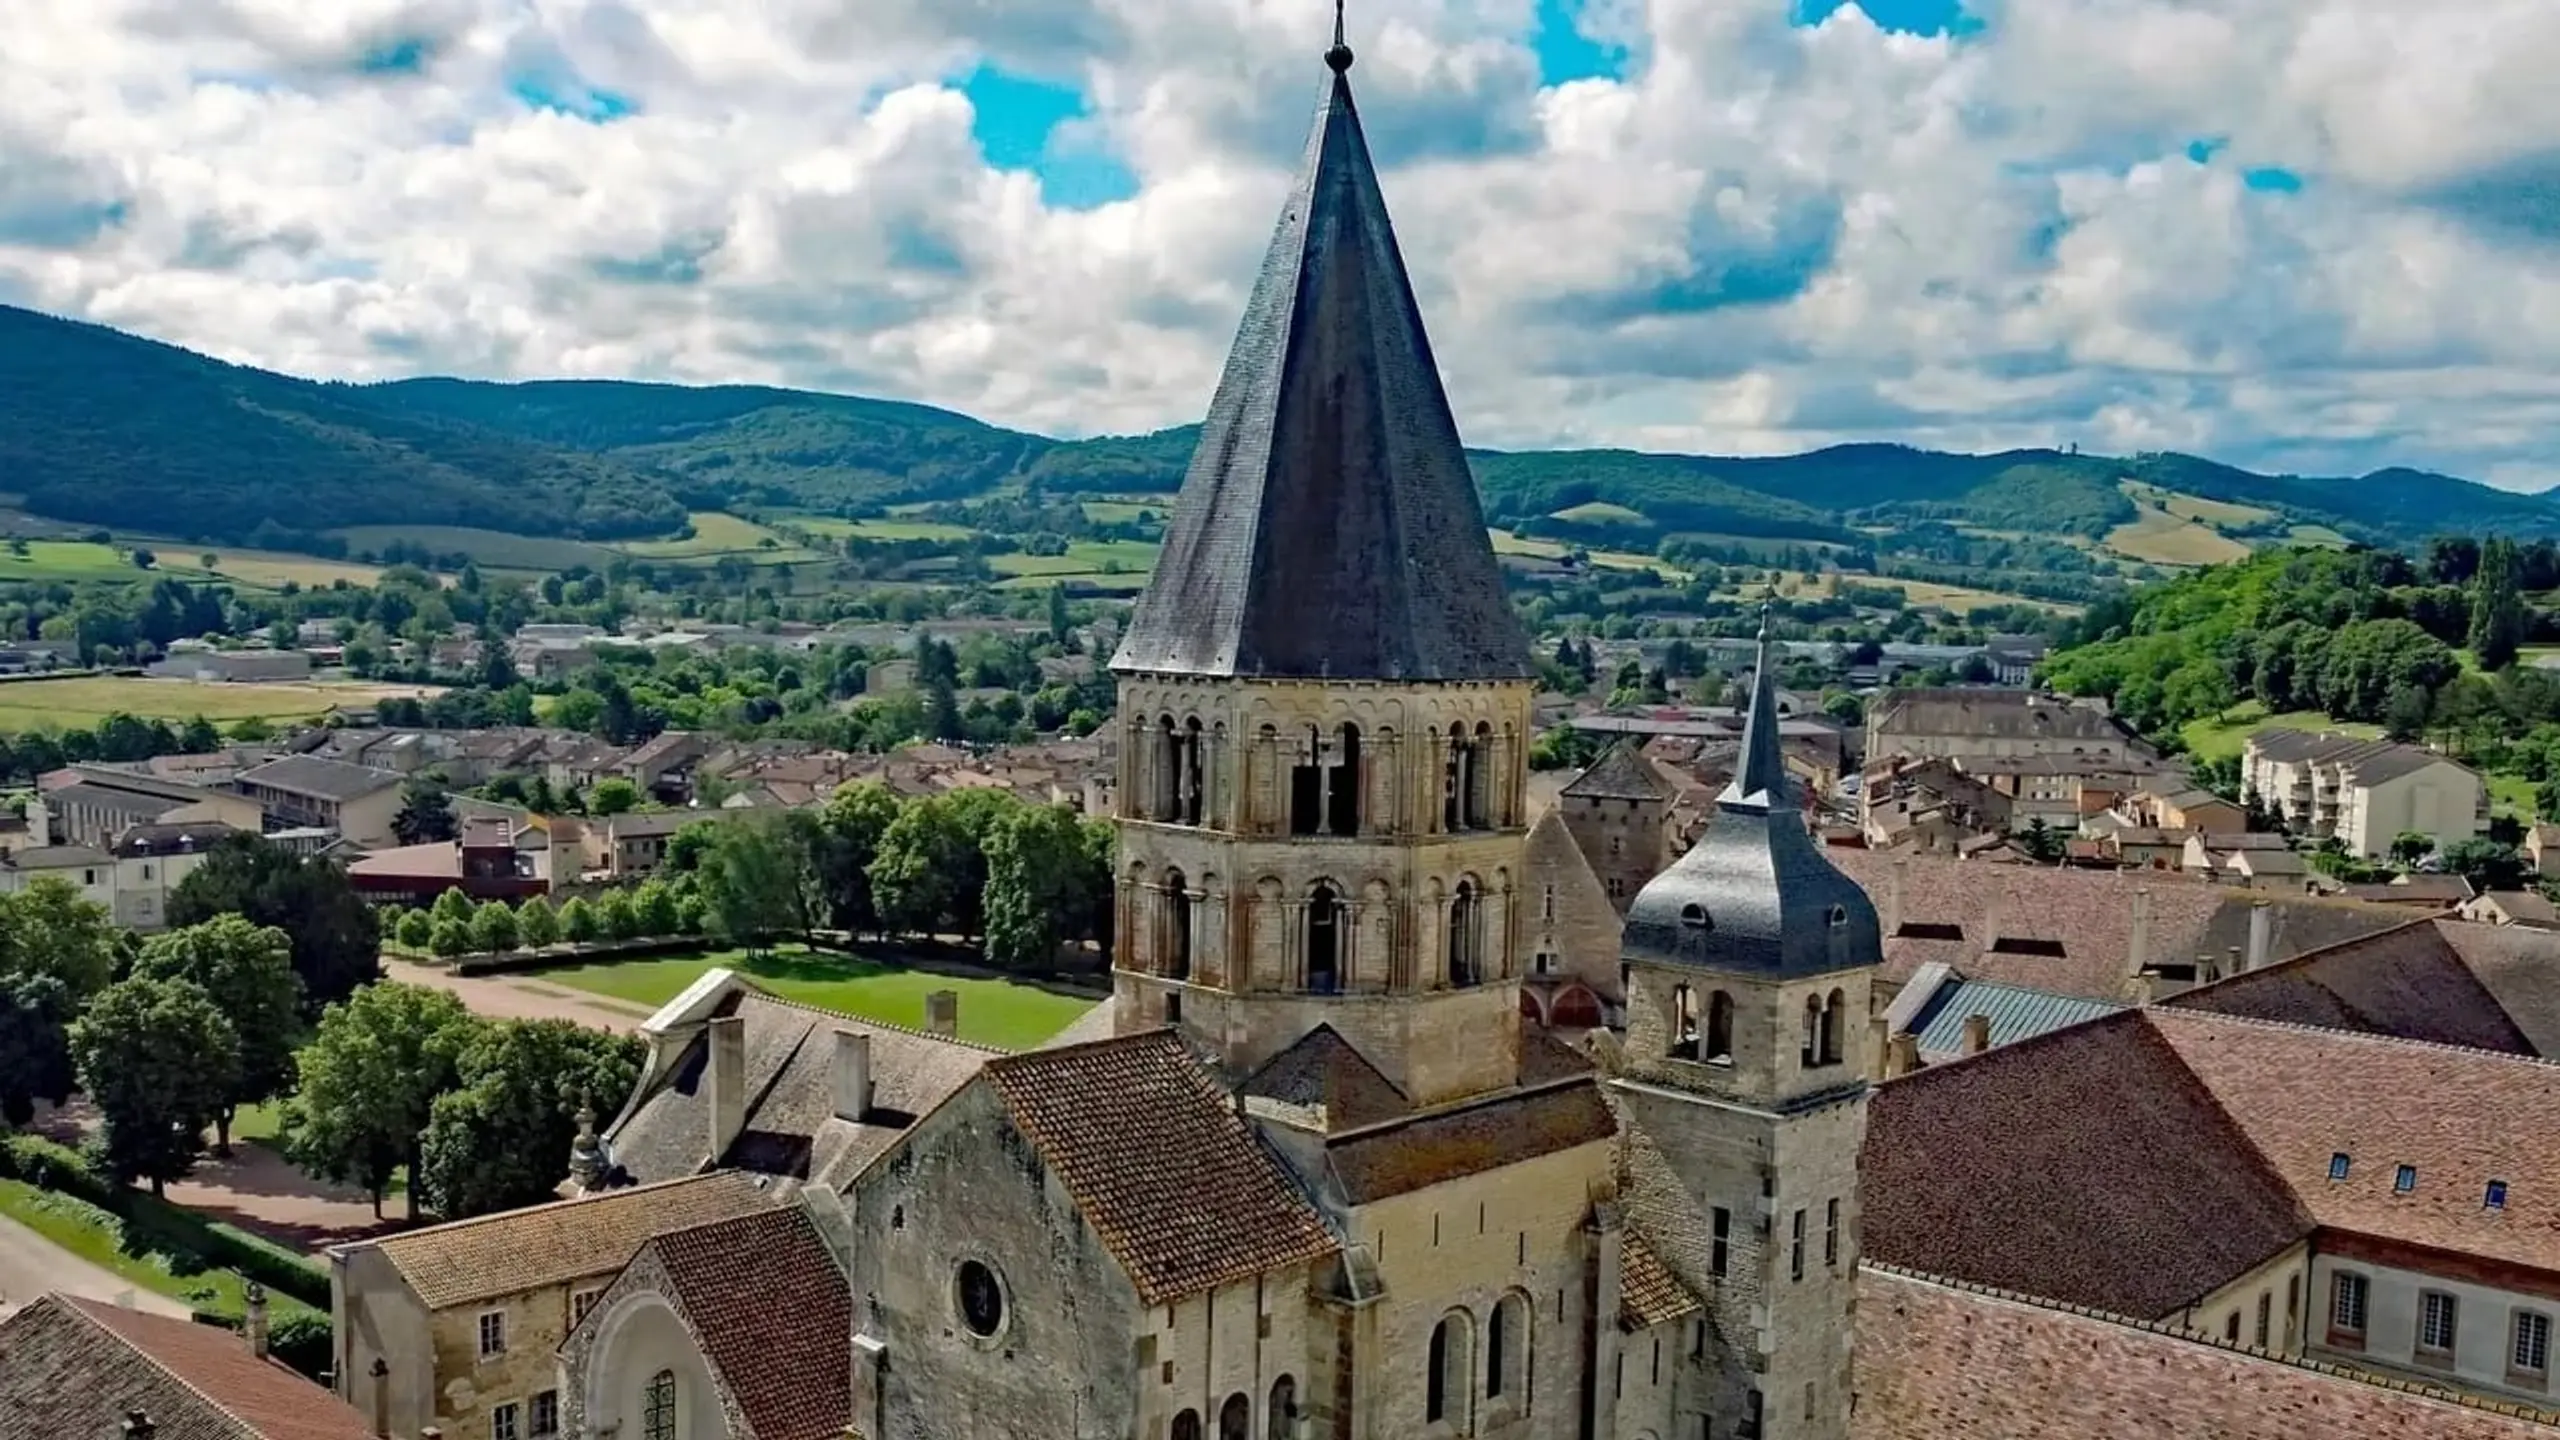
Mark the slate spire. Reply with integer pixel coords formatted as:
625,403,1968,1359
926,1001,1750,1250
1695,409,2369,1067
1110,12,1531,682
1619,608,1881,979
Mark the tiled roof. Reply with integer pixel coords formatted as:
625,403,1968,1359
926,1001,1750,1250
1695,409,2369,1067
363,1170,780,1309
1327,1081,1616,1205
1237,1025,1412,1131
1829,851,2411,1003
1618,1228,1701,1330
1562,741,1676,802
606,988,994,1190
652,1206,851,1440
2439,921,2560,1054
1854,1267,2560,1440
1869,690,2132,744
983,1030,1338,1304
2151,1008,2560,1274
2165,919,2537,1055
2479,890,2560,925
235,754,402,801
1862,1011,2308,1317
0,1293,375,1440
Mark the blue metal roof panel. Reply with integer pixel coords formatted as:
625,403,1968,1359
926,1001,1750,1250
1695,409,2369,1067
1910,978,2126,1060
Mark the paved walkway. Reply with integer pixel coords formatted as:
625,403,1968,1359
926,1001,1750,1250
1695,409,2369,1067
32,1098,396,1251
380,958,654,1032
0,1215,189,1320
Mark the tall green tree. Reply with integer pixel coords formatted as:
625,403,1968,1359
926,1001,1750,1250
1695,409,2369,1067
131,916,301,1153
470,901,521,954
870,789,1019,939
415,1019,644,1221
814,781,903,933
0,878,121,1001
71,977,239,1196
391,781,460,845
981,803,1112,971
283,983,478,1220
0,973,77,1127
588,777,641,816
2470,536,2527,673
167,836,382,1010
697,811,826,941
517,895,560,948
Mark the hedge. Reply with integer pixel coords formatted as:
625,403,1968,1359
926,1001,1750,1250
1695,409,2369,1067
0,1131,331,1312
190,1308,335,1382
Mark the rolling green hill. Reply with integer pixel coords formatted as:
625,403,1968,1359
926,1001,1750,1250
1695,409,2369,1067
6,303,2555,559
0,306,685,547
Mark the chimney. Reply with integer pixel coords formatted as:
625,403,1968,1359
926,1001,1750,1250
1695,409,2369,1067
1886,857,1908,936
2127,887,2152,977
706,1015,746,1161
370,1356,391,1439
2226,945,2243,979
1886,1032,1922,1078
924,990,960,1040
243,1282,268,1360
2247,900,2274,974
1960,1013,1992,1057
123,1412,155,1440
2198,953,2220,985
832,1029,873,1123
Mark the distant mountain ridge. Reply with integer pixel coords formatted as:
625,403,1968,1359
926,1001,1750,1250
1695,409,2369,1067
1,302,2549,555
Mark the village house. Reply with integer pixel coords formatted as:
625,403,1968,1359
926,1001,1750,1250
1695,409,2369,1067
233,753,407,847
1866,687,2152,768
0,1288,373,1438
2460,891,2560,931
30,762,266,849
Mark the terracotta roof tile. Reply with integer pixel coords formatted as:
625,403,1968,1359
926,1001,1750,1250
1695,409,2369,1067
1618,1228,1701,1330
2151,1008,2560,1274
654,1206,850,1440
2166,918,2537,1054
361,1170,780,1309
0,1294,375,1440
1862,1011,2308,1317
1238,1025,1412,1131
1855,1267,2560,1440
984,1030,1338,1304
1562,741,1677,802
1327,1081,1616,1205
2436,920,2560,1055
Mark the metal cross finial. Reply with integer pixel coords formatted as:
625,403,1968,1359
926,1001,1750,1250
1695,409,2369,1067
1327,0,1355,72
1757,599,1773,641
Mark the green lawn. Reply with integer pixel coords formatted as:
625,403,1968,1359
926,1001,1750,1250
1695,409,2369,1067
989,540,1162,578
534,946,1098,1050
0,1181,320,1320
0,675,423,732
2180,703,2378,762
613,512,822,563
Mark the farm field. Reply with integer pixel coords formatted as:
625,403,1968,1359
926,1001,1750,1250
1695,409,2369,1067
0,538,391,591
988,539,1162,579
788,515,980,543
2103,507,2253,567
331,526,620,571
1719,568,2070,616
2286,524,2352,548
1078,498,1170,525
2122,482,2276,529
532,945,1098,1050
0,675,435,731
615,511,819,562
1550,501,1651,526
1488,531,1687,577
2179,703,2376,762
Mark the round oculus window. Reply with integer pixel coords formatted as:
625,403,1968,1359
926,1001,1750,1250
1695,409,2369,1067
957,1260,1005,1337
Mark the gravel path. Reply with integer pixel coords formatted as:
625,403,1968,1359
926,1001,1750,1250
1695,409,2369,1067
0,1215,190,1320
379,957,655,1031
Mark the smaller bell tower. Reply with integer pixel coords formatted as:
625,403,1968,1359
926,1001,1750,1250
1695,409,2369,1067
1610,619,1878,1440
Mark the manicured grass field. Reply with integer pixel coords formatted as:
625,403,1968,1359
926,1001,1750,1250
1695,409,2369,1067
0,1180,320,1319
0,675,428,732
2179,703,2377,762
534,946,1098,1050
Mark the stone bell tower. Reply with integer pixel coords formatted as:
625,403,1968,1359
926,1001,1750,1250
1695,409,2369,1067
1106,19,1536,1108
1610,620,1879,1440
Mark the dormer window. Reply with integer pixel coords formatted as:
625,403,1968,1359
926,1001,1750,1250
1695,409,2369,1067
1681,904,1712,931
1826,905,1847,927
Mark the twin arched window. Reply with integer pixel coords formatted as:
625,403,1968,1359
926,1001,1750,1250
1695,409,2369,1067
1671,985,1736,1064
1801,988,1848,1068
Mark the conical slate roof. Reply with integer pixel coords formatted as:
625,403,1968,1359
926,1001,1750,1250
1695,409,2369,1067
1110,34,1530,682
1623,624,1880,979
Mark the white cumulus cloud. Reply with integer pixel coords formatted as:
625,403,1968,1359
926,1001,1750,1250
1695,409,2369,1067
4,0,2557,487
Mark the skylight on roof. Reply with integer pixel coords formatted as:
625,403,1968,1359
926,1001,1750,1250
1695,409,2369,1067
2488,1180,2510,1210
2394,1165,2417,1194
2328,1153,2350,1182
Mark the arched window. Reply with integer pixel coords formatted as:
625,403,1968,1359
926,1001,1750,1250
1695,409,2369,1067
1267,1376,1298,1440
1307,884,1343,994
1443,724,1469,832
1468,722,1495,829
1291,725,1325,835
1670,983,1700,1060
1172,1411,1202,1440
1449,880,1480,989
1489,1292,1531,1405
1155,716,1179,821
1801,995,1824,1068
1220,1393,1252,1440
1164,870,1192,981
1181,718,1207,825
1821,987,1847,1066
1330,724,1362,836
1707,991,1735,1064
643,1369,677,1440
1255,725,1280,833
1427,1318,1450,1423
